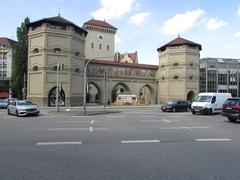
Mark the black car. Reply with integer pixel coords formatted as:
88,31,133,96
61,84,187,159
222,98,240,122
161,100,191,112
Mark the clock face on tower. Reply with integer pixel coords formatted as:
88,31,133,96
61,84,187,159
98,34,104,41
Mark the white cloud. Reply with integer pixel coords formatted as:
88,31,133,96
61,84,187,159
162,9,205,35
206,17,227,30
128,12,150,26
115,34,122,44
91,0,135,20
234,31,240,37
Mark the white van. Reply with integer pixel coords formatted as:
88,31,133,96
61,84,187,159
191,92,232,115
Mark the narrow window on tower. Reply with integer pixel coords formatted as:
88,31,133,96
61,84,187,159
107,45,109,50
99,44,102,50
91,43,94,48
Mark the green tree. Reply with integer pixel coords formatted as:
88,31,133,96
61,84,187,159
11,17,30,99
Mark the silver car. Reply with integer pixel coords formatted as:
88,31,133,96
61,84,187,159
8,100,40,117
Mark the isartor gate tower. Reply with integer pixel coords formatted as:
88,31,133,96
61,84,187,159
156,36,202,104
26,15,202,106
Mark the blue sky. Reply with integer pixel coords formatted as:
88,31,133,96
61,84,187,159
1,0,240,65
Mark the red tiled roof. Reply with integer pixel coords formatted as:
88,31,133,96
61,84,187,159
0,92,10,98
118,51,138,64
27,16,88,37
83,19,117,30
0,37,17,48
89,59,158,69
157,36,202,52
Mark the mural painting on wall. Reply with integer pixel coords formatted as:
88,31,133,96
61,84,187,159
88,65,155,79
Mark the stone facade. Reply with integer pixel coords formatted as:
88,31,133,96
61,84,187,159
27,16,87,106
156,36,201,104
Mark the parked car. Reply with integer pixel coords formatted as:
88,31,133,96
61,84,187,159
161,100,191,112
8,100,40,117
222,98,240,122
0,99,9,109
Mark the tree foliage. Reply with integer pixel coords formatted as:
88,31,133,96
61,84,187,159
11,17,30,99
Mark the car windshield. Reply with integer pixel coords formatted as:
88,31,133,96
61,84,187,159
195,96,212,102
167,101,177,105
223,99,239,106
17,101,33,106
0,99,8,103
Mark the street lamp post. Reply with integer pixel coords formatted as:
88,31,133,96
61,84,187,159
83,56,113,114
83,59,94,114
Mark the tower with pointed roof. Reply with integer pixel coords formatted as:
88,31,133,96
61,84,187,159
82,19,117,61
157,36,202,103
27,16,87,106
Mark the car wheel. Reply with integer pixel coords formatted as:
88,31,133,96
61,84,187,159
16,110,19,117
7,109,11,115
186,107,191,112
207,108,212,115
191,110,196,115
228,117,237,122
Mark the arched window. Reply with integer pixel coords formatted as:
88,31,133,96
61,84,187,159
75,51,80,57
173,63,179,66
54,48,61,53
162,76,165,80
99,44,102,50
33,48,39,54
32,66,38,71
173,76,179,79
91,43,94,48
75,68,80,73
107,45,109,50
190,76,193,80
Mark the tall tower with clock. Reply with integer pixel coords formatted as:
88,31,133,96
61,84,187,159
82,19,117,61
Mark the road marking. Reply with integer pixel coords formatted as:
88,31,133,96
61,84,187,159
35,141,82,146
121,140,160,144
160,126,210,130
195,138,232,142
105,115,125,118
141,119,180,123
91,120,94,125
48,128,89,131
58,120,101,123
139,115,156,118
72,116,91,118
89,126,93,132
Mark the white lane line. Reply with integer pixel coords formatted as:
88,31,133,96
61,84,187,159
195,138,232,142
89,126,93,132
48,128,89,131
58,120,101,123
48,127,108,131
141,119,180,123
139,115,156,118
121,140,160,144
159,126,210,130
36,141,82,146
72,116,91,118
105,115,125,118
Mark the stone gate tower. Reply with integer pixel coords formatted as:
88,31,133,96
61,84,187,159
82,19,117,61
27,16,87,106
157,36,202,103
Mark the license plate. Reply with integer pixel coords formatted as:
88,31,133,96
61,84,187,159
226,107,232,110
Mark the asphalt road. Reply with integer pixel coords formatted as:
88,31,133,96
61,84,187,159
0,107,240,180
